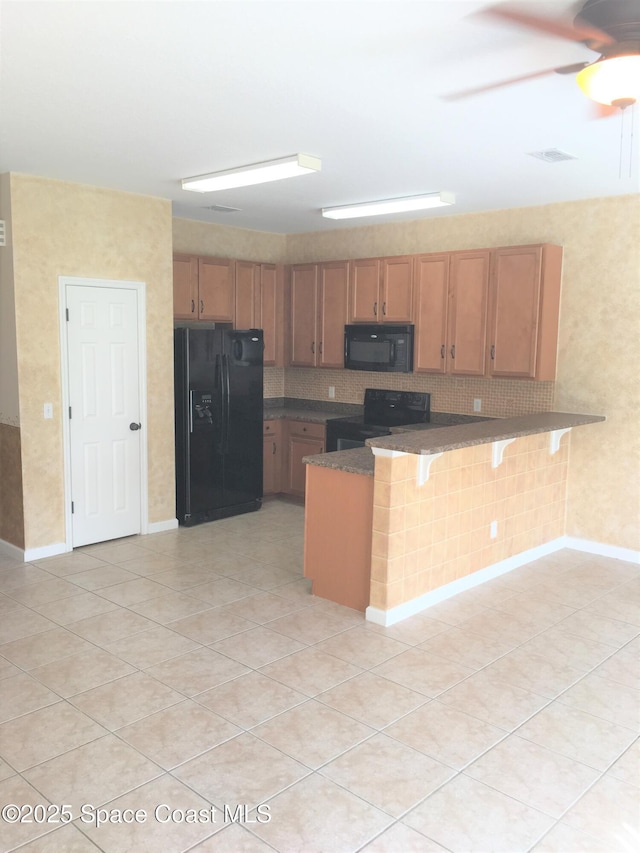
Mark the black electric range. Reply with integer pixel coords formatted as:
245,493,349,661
326,389,431,452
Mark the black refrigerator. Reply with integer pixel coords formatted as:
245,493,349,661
174,326,263,525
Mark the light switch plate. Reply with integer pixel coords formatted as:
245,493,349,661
44,403,53,419
473,398,482,412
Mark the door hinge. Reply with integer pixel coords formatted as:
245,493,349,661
71,501,74,514
69,406,72,419
66,308,69,321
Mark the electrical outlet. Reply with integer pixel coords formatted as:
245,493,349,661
490,520,498,539
44,403,53,419
328,386,335,399
473,398,482,412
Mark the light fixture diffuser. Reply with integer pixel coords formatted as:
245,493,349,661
182,154,321,193
322,192,455,220
576,55,640,107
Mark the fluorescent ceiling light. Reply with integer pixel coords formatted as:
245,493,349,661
182,154,321,193
322,192,455,220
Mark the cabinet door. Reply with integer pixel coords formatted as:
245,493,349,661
290,265,318,367
488,244,562,381
287,434,325,498
263,420,281,495
318,261,349,368
198,257,235,322
447,250,490,376
413,254,450,373
284,420,325,498
235,261,260,330
173,255,198,320
260,264,281,367
381,256,413,322
350,259,380,322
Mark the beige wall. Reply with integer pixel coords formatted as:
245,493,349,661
0,173,20,427
172,217,286,264
286,195,640,552
9,174,175,550
0,173,24,548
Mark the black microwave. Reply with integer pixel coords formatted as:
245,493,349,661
344,324,414,372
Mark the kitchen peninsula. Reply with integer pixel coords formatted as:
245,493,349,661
303,411,605,625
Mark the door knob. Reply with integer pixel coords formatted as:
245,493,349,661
129,422,141,431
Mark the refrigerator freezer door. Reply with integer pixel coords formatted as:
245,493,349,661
223,330,264,509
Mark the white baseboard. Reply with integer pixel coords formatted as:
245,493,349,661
560,535,640,565
0,538,25,562
24,542,69,562
146,518,179,535
365,534,640,627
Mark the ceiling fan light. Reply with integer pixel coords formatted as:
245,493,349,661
576,55,640,106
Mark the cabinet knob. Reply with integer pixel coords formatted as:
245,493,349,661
373,301,377,316
200,299,204,314
450,345,456,359
302,426,307,431
319,341,323,354
311,342,315,354
440,344,445,359
490,345,496,360
273,442,276,455
191,299,195,314
382,302,386,316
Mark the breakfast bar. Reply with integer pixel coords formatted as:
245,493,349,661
303,411,605,625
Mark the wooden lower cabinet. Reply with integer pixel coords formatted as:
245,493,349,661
262,420,282,496
284,420,325,498
262,418,325,499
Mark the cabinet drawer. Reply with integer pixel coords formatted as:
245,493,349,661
263,419,280,435
287,420,326,440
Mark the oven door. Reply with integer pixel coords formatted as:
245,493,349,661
326,420,391,453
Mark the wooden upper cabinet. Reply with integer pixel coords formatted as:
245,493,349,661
488,244,562,380
289,261,348,369
447,250,491,377
260,264,283,367
173,255,198,320
381,256,413,322
350,256,413,323
197,257,235,322
234,260,260,329
317,261,349,368
289,264,318,367
350,259,380,322
413,253,450,373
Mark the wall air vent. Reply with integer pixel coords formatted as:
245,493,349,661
0,220,6,246
203,204,242,213
527,148,578,163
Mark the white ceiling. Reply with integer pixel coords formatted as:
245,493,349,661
1,1,638,234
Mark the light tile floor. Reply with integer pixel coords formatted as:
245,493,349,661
0,499,638,853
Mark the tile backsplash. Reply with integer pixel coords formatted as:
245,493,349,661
278,367,554,418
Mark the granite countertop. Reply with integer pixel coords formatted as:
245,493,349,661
264,407,341,424
303,411,605,477
304,446,376,477
368,411,605,455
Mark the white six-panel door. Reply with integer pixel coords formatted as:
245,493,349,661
66,284,142,546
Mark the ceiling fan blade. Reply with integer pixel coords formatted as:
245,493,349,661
481,3,615,46
555,61,592,75
591,101,623,118
442,66,559,101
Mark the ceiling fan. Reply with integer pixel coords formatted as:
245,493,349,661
446,0,640,113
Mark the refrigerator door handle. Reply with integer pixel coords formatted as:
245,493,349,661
223,353,231,453
189,391,194,434
215,355,225,452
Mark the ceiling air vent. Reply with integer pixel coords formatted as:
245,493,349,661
527,148,577,163
203,204,241,213
0,220,6,246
